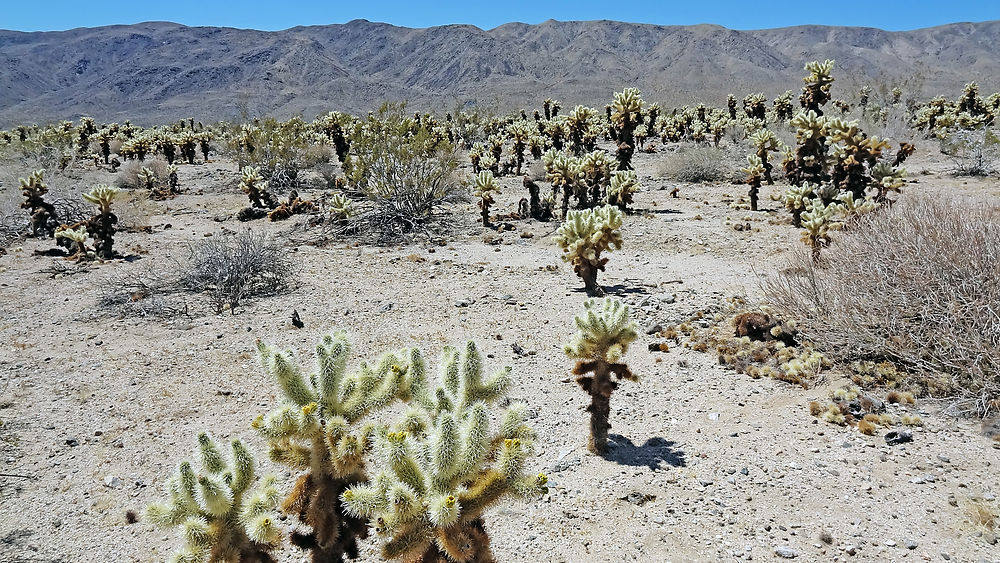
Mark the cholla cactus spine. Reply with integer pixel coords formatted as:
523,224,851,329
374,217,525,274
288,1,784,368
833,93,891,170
19,169,59,237
554,205,624,296
82,184,120,259
146,433,282,563
608,170,639,211
565,298,639,454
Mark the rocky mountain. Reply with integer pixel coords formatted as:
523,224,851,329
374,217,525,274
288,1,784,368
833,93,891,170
1,18,997,126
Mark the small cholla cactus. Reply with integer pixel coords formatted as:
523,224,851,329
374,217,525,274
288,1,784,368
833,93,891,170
240,166,277,209
138,166,158,191
472,170,500,227
554,205,624,296
544,149,583,219
799,198,842,262
253,332,424,561
341,341,546,562
774,90,795,121
82,184,120,259
564,298,639,454
608,170,639,212
327,193,353,222
741,155,765,212
145,433,282,563
749,129,781,185
54,225,89,258
19,169,59,237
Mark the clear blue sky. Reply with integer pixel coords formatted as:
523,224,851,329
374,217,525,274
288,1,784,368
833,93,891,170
2,0,997,32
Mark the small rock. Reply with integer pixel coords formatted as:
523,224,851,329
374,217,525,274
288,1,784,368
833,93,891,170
885,430,913,445
454,299,473,308
708,413,721,421
65,437,79,447
621,491,656,506
104,475,122,489
884,539,896,547
903,538,918,550
774,546,798,559
377,302,394,313
645,323,663,335
845,545,857,556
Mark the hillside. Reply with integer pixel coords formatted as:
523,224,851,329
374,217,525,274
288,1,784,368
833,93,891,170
1,18,998,125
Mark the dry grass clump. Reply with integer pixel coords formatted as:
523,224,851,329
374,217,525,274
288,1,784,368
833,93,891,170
766,195,1000,416
659,147,738,183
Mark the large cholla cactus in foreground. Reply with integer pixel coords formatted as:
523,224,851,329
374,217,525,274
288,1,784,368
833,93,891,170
554,205,624,297
565,299,639,454
146,433,282,563
82,184,120,259
341,342,546,562
253,332,424,562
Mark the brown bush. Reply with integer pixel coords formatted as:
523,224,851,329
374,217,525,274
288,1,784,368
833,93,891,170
115,156,170,190
764,195,1000,416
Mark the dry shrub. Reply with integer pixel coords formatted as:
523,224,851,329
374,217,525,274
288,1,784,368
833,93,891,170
659,146,737,183
765,195,1000,416
115,156,170,190
98,265,187,318
180,230,295,314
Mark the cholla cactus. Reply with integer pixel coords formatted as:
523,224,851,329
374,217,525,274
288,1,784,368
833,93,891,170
253,332,424,561
784,110,829,187
800,198,842,262
741,155,765,211
145,433,282,563
544,149,583,219
608,170,639,211
749,129,781,185
240,166,277,209
826,118,890,199
870,162,906,203
54,225,89,258
82,184,120,259
327,193,353,221
609,88,644,170
138,166,158,190
19,169,59,237
773,184,815,227
579,150,614,206
800,60,835,115
472,170,500,227
554,205,624,296
507,121,532,175
774,90,795,121
564,298,639,454
341,341,545,563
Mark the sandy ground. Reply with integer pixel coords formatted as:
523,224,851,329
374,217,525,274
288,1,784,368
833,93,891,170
1,145,998,563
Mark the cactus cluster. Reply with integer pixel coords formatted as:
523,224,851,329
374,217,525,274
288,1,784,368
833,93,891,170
82,184,120,259
146,433,282,563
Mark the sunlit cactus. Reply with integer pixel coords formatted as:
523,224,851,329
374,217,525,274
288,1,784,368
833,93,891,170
773,90,795,121
741,155,765,212
341,341,545,563
799,60,835,115
579,149,614,206
749,129,781,185
784,110,829,187
554,205,624,296
608,170,639,212
799,198,843,262
19,169,59,237
54,225,89,258
327,193,353,222
253,332,425,561
240,166,278,209
82,184,120,259
610,88,644,170
544,149,583,219
564,298,639,454
472,170,500,227
145,433,282,563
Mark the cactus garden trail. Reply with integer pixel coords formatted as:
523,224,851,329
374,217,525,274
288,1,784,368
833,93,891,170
1,146,998,563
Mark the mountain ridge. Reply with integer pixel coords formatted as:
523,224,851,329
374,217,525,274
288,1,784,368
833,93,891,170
1,19,997,126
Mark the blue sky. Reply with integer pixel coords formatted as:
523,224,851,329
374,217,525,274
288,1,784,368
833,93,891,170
2,0,998,32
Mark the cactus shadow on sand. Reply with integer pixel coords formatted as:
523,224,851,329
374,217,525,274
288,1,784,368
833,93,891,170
604,434,687,470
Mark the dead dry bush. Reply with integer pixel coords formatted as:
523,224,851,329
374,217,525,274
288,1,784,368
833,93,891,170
659,146,738,183
180,230,295,314
765,195,1000,416
97,265,188,318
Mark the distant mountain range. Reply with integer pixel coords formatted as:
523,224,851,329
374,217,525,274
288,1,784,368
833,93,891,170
1,19,997,126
